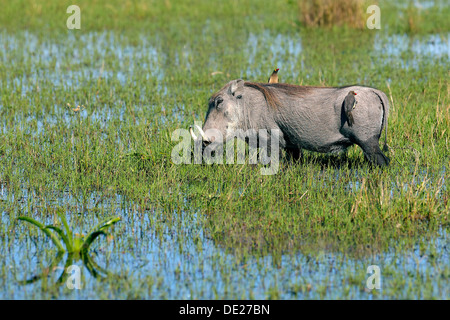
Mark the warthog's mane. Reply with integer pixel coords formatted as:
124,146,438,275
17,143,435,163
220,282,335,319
243,82,327,109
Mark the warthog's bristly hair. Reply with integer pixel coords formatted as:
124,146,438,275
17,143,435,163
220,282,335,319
244,82,281,108
244,82,327,109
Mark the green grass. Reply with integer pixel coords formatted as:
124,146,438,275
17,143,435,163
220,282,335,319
0,0,448,299
0,0,449,34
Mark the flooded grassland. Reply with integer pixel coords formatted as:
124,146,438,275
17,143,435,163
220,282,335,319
0,0,448,299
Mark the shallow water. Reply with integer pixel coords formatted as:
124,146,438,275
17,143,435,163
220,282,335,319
1,184,448,299
374,33,449,69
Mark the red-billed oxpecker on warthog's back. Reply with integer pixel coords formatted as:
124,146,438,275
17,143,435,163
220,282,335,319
190,79,390,166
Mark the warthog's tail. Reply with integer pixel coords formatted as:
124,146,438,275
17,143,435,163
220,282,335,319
373,90,389,152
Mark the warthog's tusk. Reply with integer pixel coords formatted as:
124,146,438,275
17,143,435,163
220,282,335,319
189,126,198,140
195,125,210,142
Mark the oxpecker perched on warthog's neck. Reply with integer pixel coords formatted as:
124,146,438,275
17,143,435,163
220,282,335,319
268,68,280,83
190,79,390,167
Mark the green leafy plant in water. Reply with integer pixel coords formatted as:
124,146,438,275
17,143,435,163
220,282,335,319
16,211,121,285
17,211,120,256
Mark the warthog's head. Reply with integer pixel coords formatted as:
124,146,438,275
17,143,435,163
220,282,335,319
190,79,245,148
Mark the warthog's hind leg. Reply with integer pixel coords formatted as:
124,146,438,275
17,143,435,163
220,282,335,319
358,136,390,167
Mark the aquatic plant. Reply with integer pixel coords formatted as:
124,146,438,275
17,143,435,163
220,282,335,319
17,211,120,256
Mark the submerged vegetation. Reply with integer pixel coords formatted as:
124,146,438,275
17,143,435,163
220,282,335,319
0,0,448,299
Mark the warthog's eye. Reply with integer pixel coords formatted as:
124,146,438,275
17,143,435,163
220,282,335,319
215,97,224,109
236,94,242,99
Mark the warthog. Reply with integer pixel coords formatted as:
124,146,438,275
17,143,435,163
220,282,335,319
190,79,390,166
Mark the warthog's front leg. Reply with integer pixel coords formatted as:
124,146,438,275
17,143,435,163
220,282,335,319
285,148,303,162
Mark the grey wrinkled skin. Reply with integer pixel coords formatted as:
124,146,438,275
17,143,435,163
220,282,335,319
200,79,390,166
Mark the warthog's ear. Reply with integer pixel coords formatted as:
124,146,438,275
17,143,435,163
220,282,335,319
230,79,244,96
